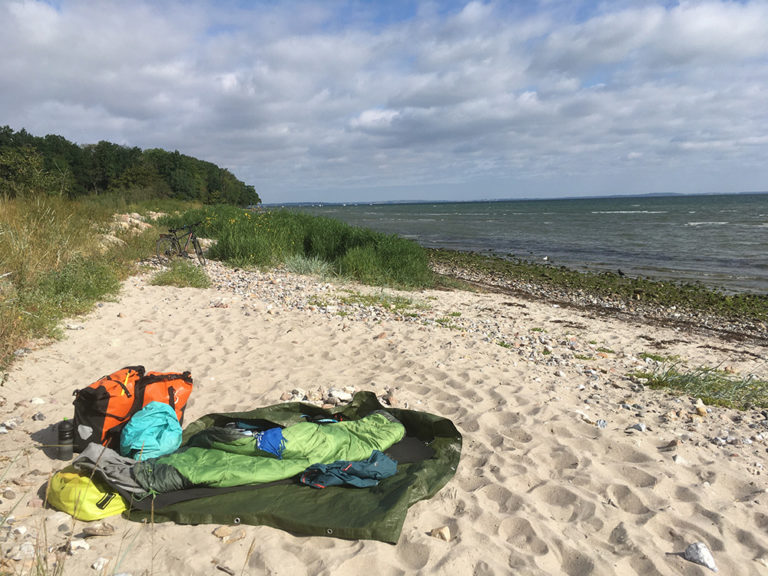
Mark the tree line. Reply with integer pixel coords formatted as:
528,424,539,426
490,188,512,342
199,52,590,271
0,126,260,206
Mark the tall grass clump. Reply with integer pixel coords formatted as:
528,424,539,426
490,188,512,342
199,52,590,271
151,260,211,288
284,254,335,278
337,234,432,288
0,193,157,367
166,206,434,288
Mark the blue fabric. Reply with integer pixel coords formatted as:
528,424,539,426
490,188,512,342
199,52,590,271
256,427,285,459
120,402,182,460
300,450,397,489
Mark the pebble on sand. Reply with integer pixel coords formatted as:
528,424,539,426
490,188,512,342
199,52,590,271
683,541,718,572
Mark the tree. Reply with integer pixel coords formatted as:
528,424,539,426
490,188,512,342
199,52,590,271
0,126,261,205
0,146,69,197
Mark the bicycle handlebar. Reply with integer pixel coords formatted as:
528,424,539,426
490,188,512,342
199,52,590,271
168,221,203,234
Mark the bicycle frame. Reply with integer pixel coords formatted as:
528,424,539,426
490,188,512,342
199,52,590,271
169,226,196,252
157,222,206,265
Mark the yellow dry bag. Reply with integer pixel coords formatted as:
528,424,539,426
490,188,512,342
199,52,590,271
46,466,127,521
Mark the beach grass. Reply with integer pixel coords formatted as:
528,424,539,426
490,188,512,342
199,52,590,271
159,205,434,288
634,364,768,410
0,193,158,368
0,198,432,368
307,289,420,314
284,254,335,278
150,260,211,288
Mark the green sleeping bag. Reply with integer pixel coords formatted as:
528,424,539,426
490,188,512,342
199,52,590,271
132,412,405,491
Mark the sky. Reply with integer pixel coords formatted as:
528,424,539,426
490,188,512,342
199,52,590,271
1,0,767,204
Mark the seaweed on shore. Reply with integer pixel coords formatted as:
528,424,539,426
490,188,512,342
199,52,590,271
428,249,768,324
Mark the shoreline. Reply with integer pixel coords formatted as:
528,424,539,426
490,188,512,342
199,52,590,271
429,250,768,346
1,258,767,574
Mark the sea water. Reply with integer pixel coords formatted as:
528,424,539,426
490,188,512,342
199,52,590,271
284,193,768,294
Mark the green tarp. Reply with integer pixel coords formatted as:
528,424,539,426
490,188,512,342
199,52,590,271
125,391,462,543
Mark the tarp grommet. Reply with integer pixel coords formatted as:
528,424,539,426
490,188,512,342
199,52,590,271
233,517,241,524
326,528,333,535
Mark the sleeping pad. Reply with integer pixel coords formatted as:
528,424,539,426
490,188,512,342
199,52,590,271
132,411,405,492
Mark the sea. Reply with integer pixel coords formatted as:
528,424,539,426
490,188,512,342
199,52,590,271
281,193,768,295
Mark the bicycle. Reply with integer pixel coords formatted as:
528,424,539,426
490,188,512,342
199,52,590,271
156,221,206,265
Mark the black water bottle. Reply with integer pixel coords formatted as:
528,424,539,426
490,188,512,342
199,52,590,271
57,418,74,460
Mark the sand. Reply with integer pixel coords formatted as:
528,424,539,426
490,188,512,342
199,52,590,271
1,264,767,575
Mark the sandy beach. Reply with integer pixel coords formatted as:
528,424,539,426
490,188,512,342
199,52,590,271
1,260,767,575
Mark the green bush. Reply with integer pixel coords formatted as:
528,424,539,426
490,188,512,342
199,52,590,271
39,257,121,309
209,223,274,267
284,254,334,277
19,258,121,337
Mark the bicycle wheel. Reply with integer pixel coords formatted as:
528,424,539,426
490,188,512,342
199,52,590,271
156,237,179,263
193,237,206,265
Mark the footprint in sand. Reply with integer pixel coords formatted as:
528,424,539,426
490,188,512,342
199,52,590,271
549,444,580,471
395,535,431,570
606,484,651,515
496,411,524,428
427,367,450,382
559,544,596,576
674,485,699,503
411,384,433,396
500,516,549,556
606,444,652,464
478,484,524,514
533,485,581,523
616,465,658,488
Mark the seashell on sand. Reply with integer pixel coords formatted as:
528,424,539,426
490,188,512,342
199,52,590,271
429,526,451,541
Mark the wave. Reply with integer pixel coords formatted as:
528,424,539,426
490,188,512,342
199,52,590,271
591,210,668,214
685,221,729,227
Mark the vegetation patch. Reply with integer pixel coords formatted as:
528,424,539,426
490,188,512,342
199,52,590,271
633,364,768,410
151,260,210,289
0,193,159,367
307,290,419,314
161,206,435,289
284,254,334,278
435,317,461,330
638,351,680,363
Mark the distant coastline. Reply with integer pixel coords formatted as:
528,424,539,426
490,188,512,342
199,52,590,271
262,190,768,208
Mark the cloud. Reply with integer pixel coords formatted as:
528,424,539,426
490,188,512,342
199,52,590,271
0,0,766,202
